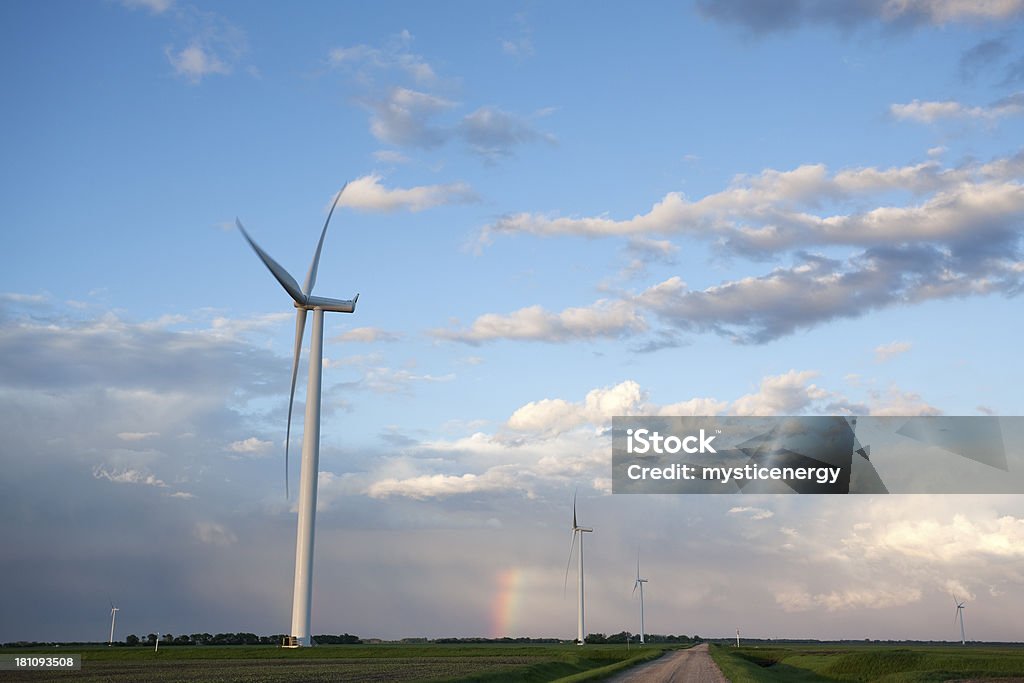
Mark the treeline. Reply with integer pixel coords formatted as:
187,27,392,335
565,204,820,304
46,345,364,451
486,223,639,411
433,637,564,644
117,633,362,646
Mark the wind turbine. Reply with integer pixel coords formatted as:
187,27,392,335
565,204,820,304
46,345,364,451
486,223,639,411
564,493,593,645
736,628,740,647
237,185,358,647
108,603,119,646
633,549,647,645
953,595,966,645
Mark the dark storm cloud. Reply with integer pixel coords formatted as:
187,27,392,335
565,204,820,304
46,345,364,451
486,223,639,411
959,37,1010,82
697,0,1024,34
637,242,1023,343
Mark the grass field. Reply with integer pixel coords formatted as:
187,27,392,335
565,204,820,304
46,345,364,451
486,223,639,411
709,643,1024,682
0,643,676,682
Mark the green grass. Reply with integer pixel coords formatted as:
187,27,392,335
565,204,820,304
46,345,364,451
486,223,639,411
709,643,1024,682
0,643,679,683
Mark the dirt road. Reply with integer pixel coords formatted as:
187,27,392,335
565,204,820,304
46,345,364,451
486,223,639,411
607,643,729,683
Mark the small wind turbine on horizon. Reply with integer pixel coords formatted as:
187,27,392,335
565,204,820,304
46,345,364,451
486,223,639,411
736,628,740,647
953,595,967,645
633,549,648,645
564,492,593,645
107,603,119,646
237,185,358,647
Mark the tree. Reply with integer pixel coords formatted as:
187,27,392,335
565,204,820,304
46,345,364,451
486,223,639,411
125,634,140,647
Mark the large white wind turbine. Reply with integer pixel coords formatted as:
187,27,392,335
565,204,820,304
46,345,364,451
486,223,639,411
564,493,593,645
633,550,647,645
237,185,358,647
107,603,119,646
953,595,967,645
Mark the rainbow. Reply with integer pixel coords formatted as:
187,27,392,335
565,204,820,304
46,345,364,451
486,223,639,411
491,567,525,638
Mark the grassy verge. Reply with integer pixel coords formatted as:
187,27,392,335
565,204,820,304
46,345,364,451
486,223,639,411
0,643,680,683
708,643,1024,682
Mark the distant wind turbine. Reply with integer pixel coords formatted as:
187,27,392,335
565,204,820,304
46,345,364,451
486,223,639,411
237,185,358,647
953,595,966,645
564,492,593,645
108,603,119,646
633,549,648,645
736,628,740,647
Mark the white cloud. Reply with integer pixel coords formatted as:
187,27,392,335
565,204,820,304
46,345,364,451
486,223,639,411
890,93,1024,123
479,154,1024,256
193,521,238,546
93,466,167,488
339,174,476,213
333,326,403,343
730,370,831,416
875,340,913,362
367,467,529,500
881,0,1024,23
433,300,646,345
227,437,272,455
729,506,775,520
166,43,231,82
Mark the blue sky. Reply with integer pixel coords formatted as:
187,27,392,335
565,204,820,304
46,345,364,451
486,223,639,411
2,0,1024,644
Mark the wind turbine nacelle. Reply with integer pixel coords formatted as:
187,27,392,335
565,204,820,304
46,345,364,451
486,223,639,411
300,294,359,313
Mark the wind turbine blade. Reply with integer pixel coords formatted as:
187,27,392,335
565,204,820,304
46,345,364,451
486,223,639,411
236,219,306,305
303,184,347,297
572,490,578,529
563,530,578,597
285,308,308,499
633,580,639,595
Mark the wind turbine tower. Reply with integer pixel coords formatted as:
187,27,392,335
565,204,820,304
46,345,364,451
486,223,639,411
237,185,358,647
565,494,593,645
633,550,648,645
954,595,967,645
736,628,740,647
108,604,119,646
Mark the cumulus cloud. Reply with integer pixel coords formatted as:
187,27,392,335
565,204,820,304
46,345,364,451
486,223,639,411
338,174,476,212
354,373,939,501
480,154,1024,255
433,299,646,345
367,467,529,500
890,93,1024,122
